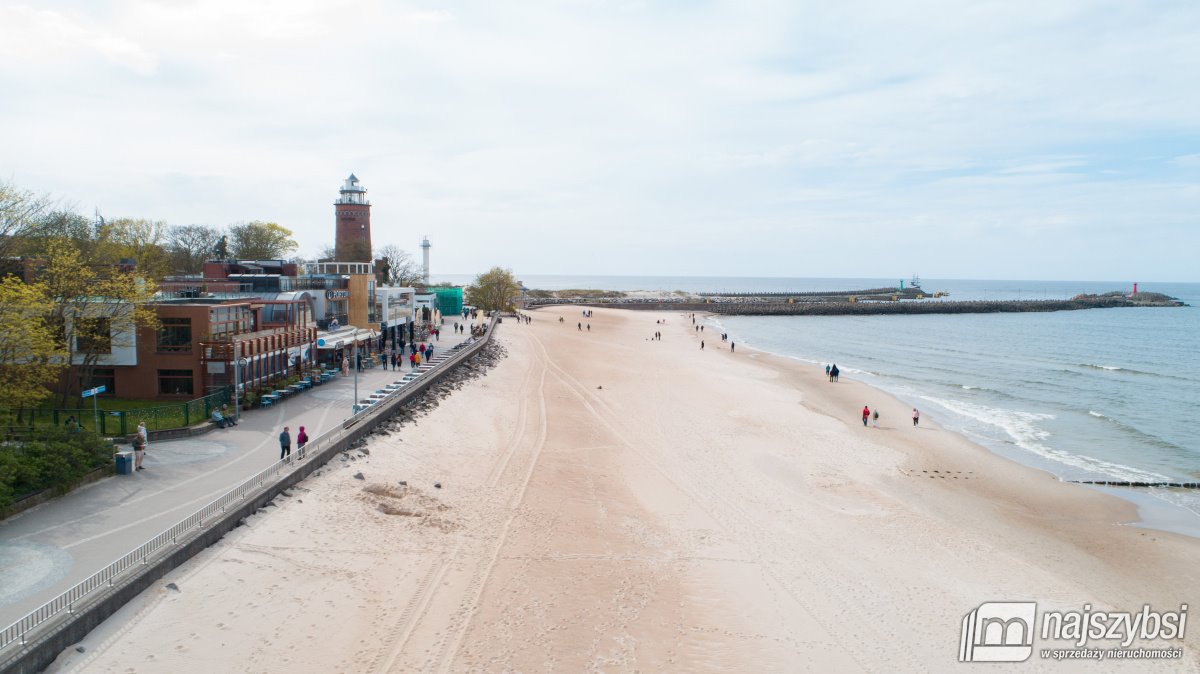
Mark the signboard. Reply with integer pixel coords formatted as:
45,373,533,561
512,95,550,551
81,385,106,398
327,289,351,300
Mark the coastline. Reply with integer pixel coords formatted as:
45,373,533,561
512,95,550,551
57,306,1199,672
706,313,1200,541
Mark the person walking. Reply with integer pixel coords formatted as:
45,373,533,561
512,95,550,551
830,364,840,382
133,421,148,471
912,408,920,427
578,322,582,331
425,344,434,361
862,406,870,427
586,323,591,332
409,352,417,370
872,409,879,428
825,364,831,378
731,342,736,353
279,426,292,462
342,356,349,376
701,340,705,350
297,426,309,459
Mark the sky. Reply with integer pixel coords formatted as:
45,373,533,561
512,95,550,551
1,0,1198,282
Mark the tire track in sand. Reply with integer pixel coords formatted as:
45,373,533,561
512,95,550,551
531,329,896,671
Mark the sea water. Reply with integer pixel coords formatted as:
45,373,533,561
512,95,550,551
436,274,1200,535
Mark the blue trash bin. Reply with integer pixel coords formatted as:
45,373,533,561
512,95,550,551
115,451,134,475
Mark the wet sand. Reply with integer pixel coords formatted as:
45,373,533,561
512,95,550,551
56,307,1200,672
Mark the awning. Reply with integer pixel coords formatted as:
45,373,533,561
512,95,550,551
315,326,377,350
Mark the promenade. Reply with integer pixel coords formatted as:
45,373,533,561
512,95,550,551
0,329,471,631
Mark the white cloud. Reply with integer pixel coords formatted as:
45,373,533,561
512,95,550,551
1,0,1198,280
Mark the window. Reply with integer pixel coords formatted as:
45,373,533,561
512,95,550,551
158,369,194,396
210,305,251,340
85,368,116,396
75,317,112,354
157,317,192,352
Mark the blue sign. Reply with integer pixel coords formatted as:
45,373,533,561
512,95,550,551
317,338,326,347
81,385,106,398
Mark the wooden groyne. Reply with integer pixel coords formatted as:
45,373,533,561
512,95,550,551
1071,480,1200,489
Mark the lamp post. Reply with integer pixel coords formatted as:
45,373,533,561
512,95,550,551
232,342,243,422
352,328,359,414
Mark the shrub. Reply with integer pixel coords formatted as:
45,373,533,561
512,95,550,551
0,428,112,509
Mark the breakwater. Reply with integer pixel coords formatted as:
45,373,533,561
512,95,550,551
526,292,1184,316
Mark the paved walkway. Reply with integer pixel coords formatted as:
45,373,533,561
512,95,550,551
0,328,474,629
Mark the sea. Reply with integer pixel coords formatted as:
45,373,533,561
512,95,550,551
435,274,1200,536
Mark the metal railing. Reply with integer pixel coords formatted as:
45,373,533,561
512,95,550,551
0,317,496,655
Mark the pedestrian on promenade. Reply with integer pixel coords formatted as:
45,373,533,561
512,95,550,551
862,406,870,427
356,352,363,372
297,426,309,459
825,364,831,377
912,408,920,427
280,426,292,462
578,322,582,331
872,409,879,428
731,342,736,353
426,344,434,361
586,323,591,332
701,340,705,350
409,352,417,369
134,421,148,471
342,356,349,376
830,364,840,382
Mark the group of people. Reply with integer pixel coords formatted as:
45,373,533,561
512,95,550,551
860,406,921,428
211,405,238,428
278,425,309,462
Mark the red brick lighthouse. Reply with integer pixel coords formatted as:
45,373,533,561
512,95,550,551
334,174,372,262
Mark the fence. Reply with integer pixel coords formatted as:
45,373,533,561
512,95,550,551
0,390,230,438
0,317,497,668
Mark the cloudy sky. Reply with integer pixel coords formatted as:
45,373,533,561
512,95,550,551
2,1,1198,281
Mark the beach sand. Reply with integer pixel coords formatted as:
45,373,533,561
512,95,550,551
55,307,1200,672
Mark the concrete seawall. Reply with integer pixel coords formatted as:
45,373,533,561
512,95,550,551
0,321,499,674
528,296,1182,315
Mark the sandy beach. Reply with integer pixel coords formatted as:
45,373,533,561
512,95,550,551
53,307,1200,673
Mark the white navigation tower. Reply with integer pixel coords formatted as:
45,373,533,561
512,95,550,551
420,236,431,284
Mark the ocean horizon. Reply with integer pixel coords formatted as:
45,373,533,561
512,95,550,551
434,274,1200,538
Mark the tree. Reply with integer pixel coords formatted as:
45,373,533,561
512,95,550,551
375,244,426,286
465,267,521,312
228,221,298,259
317,243,337,262
41,240,159,406
214,234,229,260
167,224,223,274
91,217,171,279
0,180,53,258
0,276,65,411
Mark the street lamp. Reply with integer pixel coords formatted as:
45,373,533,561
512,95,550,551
352,328,359,414
232,342,244,422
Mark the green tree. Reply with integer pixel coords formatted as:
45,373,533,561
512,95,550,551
0,276,65,410
466,267,521,312
214,234,229,260
41,240,159,406
92,217,171,279
229,221,298,259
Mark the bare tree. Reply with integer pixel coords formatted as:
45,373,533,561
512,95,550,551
375,244,425,286
0,180,54,258
167,225,224,274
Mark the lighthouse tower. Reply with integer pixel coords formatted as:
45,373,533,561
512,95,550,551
420,236,431,284
334,174,372,262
